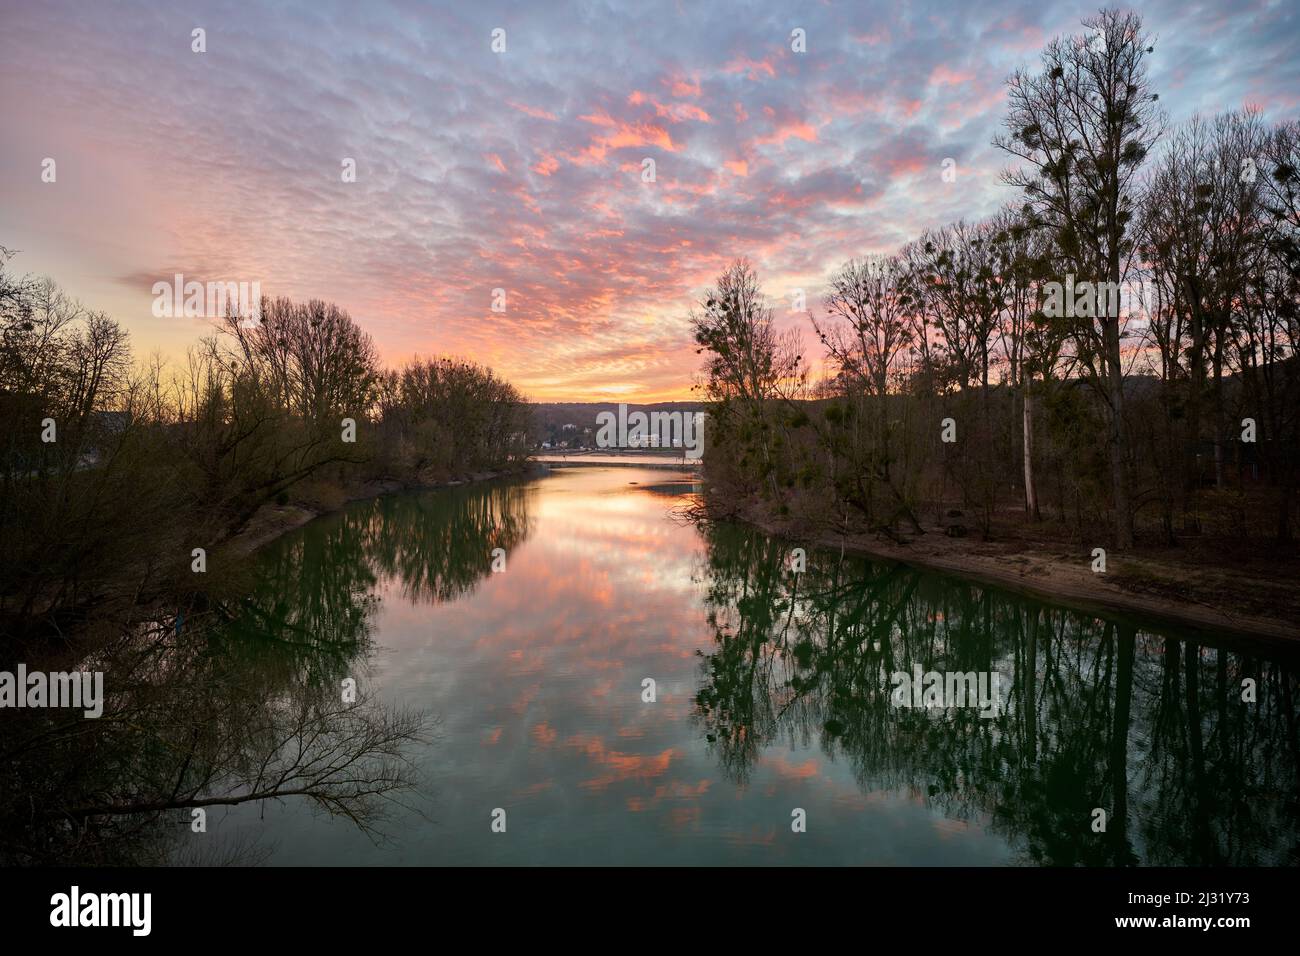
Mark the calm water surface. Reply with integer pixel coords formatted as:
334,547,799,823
203,466,1300,865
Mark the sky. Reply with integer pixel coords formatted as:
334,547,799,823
1,1,1297,402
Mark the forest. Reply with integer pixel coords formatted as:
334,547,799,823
692,11,1299,575
0,260,533,644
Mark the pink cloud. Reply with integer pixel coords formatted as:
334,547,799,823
508,101,559,121
531,152,560,176
723,55,777,80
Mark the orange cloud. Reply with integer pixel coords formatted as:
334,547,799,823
755,119,818,146
724,55,777,80
654,101,711,123
565,733,678,789
763,754,820,779
532,152,559,176
571,112,680,164
930,65,975,86
578,110,618,127
508,101,558,120
663,71,701,98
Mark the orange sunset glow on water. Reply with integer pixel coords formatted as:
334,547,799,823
198,467,1300,866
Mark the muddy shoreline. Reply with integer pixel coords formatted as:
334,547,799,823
735,505,1300,645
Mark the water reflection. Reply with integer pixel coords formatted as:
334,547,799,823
0,621,429,865
0,481,537,864
694,522,1300,865
4,469,1296,865
365,481,535,604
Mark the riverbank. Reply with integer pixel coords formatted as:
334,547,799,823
733,502,1300,643
227,468,527,556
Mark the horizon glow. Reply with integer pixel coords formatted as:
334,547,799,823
1,0,1297,401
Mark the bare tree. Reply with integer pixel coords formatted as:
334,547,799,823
692,259,802,501
997,8,1164,548
1144,110,1268,506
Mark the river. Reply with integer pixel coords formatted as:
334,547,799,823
196,465,1300,865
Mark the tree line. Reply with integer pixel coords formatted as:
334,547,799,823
0,257,533,641
694,9,1299,550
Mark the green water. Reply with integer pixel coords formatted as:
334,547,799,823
201,466,1300,865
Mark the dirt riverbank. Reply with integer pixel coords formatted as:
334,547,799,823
740,505,1300,644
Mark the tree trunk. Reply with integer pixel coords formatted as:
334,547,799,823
1104,315,1134,548
1023,382,1040,520
1212,347,1225,489
1184,285,1206,532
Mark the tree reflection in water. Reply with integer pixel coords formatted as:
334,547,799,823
692,522,1300,866
0,478,536,864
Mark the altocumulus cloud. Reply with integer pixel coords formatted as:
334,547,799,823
0,0,1295,399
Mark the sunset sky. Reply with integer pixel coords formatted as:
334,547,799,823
2,1,1297,401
